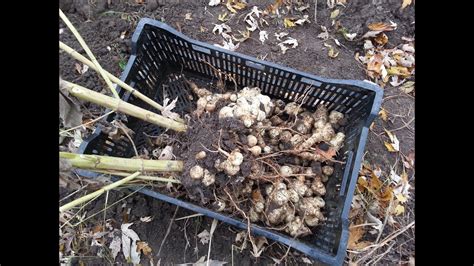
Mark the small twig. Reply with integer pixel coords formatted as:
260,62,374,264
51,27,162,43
60,110,114,134
355,221,415,263
206,219,218,266
224,189,258,253
382,94,414,102
199,58,238,91
175,213,204,221
314,0,318,25
72,186,145,227
60,172,140,212
93,170,181,184
157,206,180,256
115,122,139,158
59,185,88,203
390,117,415,132
59,194,101,230
368,241,396,265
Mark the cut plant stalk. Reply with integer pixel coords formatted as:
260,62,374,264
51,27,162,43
60,171,140,212
59,9,119,99
59,41,184,124
61,80,187,132
93,169,181,184
60,152,184,172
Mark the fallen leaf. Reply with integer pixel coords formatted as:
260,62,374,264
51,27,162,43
278,37,298,54
367,54,383,77
379,108,388,122
390,76,406,87
185,13,192,20
330,9,340,19
401,0,412,9
267,0,284,14
250,236,268,258
75,63,82,74
393,204,405,215
317,26,329,40
162,97,180,121
364,39,374,50
387,66,411,77
72,129,83,148
226,0,237,13
245,14,258,31
395,193,407,203
327,0,335,8
400,81,415,94
390,169,402,185
109,236,121,260
212,23,232,35
295,15,310,25
120,31,127,39
328,46,339,58
218,12,229,22
232,30,250,42
367,211,383,234
140,216,153,223
274,32,289,41
384,129,399,152
136,241,153,256
215,36,240,51
348,226,371,250
121,223,140,264
403,152,415,169
200,26,208,32
59,88,83,128
370,170,383,191
368,21,397,32
374,33,388,46
159,145,174,160
208,0,221,6
259,31,268,44
362,30,383,39
344,32,357,41
295,4,310,12
283,18,295,28
351,194,365,210
197,230,210,245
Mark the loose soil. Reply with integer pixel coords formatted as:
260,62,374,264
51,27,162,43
59,0,414,264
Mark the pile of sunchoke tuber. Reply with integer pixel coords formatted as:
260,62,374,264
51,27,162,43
171,81,347,238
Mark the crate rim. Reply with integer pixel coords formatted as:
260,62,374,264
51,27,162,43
132,18,383,128
77,18,383,266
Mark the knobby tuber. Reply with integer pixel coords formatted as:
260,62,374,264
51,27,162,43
172,82,348,239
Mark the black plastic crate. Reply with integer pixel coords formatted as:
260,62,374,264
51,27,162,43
77,18,382,265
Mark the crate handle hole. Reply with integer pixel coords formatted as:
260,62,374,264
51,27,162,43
245,60,266,71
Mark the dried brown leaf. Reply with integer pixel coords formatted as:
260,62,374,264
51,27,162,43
136,241,153,256
368,21,397,32
401,0,412,9
379,108,388,122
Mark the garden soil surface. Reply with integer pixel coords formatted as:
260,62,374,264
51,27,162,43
59,0,414,264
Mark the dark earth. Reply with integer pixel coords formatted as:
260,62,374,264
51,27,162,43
59,0,414,264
